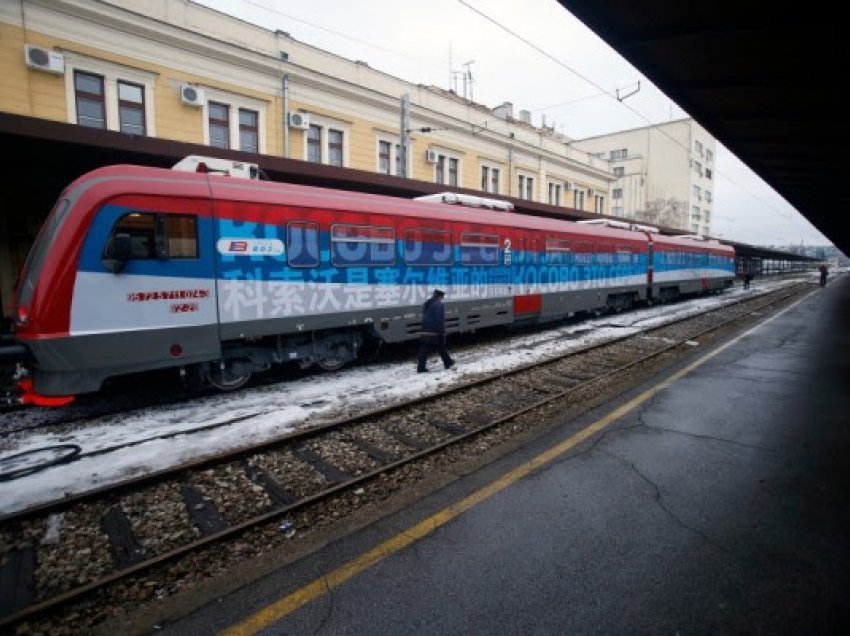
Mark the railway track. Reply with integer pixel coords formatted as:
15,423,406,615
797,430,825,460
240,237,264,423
0,281,813,632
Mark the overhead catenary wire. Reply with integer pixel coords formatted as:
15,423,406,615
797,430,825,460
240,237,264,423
456,0,805,231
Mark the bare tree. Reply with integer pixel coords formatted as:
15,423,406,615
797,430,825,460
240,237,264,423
637,197,687,230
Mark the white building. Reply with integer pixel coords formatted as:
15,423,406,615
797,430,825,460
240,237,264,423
572,119,716,236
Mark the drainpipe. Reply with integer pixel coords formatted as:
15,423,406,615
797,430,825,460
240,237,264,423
283,74,290,159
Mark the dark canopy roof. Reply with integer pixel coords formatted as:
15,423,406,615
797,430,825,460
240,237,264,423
558,1,848,255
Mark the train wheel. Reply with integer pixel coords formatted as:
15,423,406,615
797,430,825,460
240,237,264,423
317,355,346,371
206,361,251,391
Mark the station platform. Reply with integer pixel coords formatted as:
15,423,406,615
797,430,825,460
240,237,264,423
159,275,850,635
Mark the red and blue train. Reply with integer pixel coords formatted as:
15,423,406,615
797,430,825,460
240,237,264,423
3,157,735,405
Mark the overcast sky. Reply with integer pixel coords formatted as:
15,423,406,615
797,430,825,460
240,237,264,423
195,0,832,248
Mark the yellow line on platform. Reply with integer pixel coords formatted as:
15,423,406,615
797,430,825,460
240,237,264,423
220,292,812,636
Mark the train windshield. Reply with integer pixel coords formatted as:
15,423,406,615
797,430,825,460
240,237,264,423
15,198,71,318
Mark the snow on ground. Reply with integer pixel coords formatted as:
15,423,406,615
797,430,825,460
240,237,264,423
0,279,801,515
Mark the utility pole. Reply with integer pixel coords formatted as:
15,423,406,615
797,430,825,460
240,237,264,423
399,93,410,179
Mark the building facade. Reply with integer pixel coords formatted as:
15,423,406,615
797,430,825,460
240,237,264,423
572,119,716,236
0,0,616,316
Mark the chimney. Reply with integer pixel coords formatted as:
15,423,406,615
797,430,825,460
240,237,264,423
493,101,514,120
519,109,531,124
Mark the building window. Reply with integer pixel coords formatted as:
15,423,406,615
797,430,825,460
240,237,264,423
117,81,145,135
379,141,391,174
613,166,625,178
695,140,703,156
307,125,322,163
328,129,344,167
574,189,585,210
692,205,701,220
480,165,500,193
610,148,628,161
65,56,157,136
548,182,561,206
613,188,623,199
612,205,624,216
239,109,259,153
705,190,712,203
74,71,106,129
693,160,703,176
448,158,458,186
706,149,713,163
518,175,534,200
434,153,459,185
208,102,230,149
693,185,701,200
376,138,400,175
595,195,605,214
705,167,712,180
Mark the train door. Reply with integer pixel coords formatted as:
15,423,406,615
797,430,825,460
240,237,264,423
512,231,542,318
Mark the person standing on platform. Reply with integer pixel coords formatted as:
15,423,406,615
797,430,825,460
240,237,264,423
819,264,828,287
743,267,753,290
417,289,455,373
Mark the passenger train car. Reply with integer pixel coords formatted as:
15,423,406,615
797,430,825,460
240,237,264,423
4,157,735,404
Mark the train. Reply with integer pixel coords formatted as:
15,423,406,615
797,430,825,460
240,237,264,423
2,156,735,406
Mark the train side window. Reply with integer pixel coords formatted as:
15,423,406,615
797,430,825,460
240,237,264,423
108,213,156,259
331,224,395,266
404,228,453,265
163,215,198,258
574,242,593,266
545,237,572,265
615,247,633,264
105,212,198,264
287,221,320,267
460,232,499,265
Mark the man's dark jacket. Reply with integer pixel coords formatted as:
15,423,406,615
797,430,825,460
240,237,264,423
420,297,445,339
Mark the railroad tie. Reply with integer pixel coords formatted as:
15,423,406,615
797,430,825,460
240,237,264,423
180,483,229,535
292,447,352,484
101,504,147,568
384,429,430,451
428,417,469,436
0,544,35,620
347,436,400,464
241,461,299,506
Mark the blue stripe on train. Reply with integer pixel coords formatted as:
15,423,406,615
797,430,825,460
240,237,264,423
80,214,730,287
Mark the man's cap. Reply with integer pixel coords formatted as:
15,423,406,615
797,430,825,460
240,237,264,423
433,289,445,297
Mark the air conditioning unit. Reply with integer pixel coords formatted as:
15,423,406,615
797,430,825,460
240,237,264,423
425,149,439,163
24,44,65,75
180,84,205,107
288,112,310,129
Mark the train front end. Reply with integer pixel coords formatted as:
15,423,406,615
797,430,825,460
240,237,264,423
3,193,78,406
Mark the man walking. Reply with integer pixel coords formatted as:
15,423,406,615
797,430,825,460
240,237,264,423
417,289,455,373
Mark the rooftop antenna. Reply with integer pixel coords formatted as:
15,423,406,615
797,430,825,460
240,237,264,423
449,42,454,92
463,59,475,100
